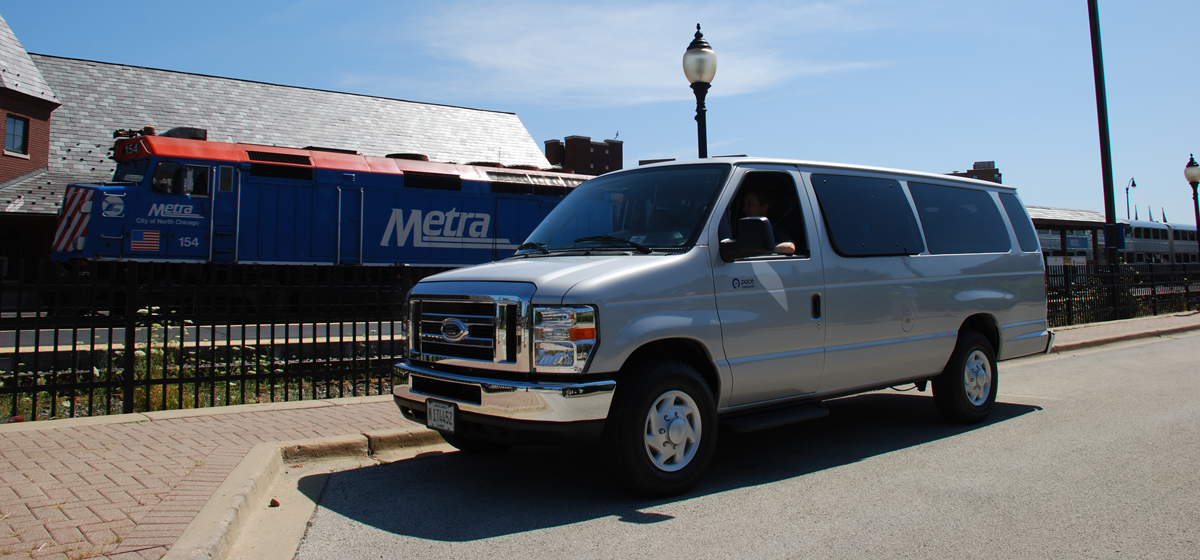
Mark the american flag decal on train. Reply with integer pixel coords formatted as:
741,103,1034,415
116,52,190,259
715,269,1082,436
130,230,160,251
52,187,96,252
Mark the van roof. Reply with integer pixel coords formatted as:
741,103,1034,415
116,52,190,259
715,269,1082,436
634,157,1018,191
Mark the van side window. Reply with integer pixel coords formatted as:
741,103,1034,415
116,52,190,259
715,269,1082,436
811,174,923,257
998,193,1039,252
185,165,210,196
151,162,182,194
908,182,1011,254
727,171,808,257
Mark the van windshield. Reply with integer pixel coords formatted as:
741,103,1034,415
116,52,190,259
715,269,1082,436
519,164,730,254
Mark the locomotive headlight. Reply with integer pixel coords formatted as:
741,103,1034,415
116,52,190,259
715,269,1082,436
532,306,597,374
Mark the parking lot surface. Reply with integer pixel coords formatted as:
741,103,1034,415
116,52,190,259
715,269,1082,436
296,333,1200,559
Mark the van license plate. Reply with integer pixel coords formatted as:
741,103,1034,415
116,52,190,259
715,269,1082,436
426,400,455,433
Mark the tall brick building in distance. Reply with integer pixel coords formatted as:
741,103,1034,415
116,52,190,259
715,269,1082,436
949,161,1002,184
544,135,622,176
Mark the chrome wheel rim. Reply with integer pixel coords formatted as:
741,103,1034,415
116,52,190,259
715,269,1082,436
963,349,992,406
643,390,702,472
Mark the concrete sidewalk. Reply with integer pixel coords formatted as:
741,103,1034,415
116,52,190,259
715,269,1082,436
2,310,1199,560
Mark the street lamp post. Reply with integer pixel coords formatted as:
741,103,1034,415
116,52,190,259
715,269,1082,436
683,24,717,159
1186,155,1200,242
1126,178,1136,219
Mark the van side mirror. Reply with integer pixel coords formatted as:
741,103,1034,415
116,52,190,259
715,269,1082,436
720,217,776,262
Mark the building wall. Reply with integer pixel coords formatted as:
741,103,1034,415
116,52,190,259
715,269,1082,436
545,135,622,176
0,89,54,181
948,161,1002,184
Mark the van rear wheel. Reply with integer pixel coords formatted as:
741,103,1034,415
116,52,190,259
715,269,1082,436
932,331,997,424
601,361,717,498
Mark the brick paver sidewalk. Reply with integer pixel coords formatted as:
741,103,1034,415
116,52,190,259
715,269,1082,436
0,398,411,560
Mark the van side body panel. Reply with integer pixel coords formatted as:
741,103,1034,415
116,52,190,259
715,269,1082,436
795,169,1048,395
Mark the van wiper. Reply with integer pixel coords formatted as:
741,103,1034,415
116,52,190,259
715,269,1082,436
516,242,548,254
573,235,652,254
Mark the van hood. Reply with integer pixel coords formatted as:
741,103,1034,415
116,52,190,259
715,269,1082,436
418,254,682,304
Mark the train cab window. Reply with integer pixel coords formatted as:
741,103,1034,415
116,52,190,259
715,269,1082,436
114,159,149,183
185,165,210,196
151,162,183,194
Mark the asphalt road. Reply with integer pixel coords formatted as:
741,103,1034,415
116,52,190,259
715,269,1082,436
294,333,1200,559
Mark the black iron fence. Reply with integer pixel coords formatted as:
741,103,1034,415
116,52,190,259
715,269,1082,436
1046,263,1200,327
0,260,439,421
4,260,1198,421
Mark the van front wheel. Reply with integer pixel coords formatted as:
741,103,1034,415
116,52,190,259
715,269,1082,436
932,331,997,424
602,361,717,498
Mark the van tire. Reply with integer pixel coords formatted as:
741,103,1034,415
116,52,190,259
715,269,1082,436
932,331,997,424
601,361,717,498
440,432,509,455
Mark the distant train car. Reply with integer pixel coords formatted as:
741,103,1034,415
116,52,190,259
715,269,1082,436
51,127,591,266
1036,219,1197,264
1120,220,1198,264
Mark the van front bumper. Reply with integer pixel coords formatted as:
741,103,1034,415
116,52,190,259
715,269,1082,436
392,360,616,443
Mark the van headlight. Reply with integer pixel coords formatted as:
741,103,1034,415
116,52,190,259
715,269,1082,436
532,306,597,374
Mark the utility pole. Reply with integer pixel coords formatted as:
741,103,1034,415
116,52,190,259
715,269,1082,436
1088,0,1119,265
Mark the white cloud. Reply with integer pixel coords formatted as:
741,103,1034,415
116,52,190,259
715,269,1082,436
341,0,893,107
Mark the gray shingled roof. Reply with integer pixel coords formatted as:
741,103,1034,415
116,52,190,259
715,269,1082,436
0,15,58,105
1,54,551,215
1027,206,1106,225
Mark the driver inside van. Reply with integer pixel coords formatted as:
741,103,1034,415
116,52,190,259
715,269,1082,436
740,186,796,255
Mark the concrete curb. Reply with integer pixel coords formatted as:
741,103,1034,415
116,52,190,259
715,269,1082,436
163,426,443,560
1050,322,1200,354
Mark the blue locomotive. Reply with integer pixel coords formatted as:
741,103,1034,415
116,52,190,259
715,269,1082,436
51,127,590,266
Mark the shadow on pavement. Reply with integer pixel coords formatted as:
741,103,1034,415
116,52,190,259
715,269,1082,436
304,392,1039,542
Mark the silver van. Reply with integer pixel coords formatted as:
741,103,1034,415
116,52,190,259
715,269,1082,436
393,159,1053,497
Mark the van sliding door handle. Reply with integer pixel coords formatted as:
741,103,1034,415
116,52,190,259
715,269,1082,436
811,293,822,320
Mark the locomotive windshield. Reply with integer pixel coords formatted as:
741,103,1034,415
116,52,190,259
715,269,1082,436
114,159,149,183
518,163,730,254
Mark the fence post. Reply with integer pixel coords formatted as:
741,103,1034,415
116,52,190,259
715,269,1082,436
122,262,138,414
1108,263,1119,321
1151,264,1159,316
1070,265,1080,326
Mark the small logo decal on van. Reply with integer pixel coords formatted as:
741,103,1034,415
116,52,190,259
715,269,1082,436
733,278,755,289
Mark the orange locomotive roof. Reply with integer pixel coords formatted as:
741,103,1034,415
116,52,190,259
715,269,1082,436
108,135,573,182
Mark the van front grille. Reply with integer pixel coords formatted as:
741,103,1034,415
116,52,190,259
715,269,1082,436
407,288,531,373
415,300,497,361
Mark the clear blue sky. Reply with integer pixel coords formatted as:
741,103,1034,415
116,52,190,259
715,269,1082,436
4,1,1198,220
